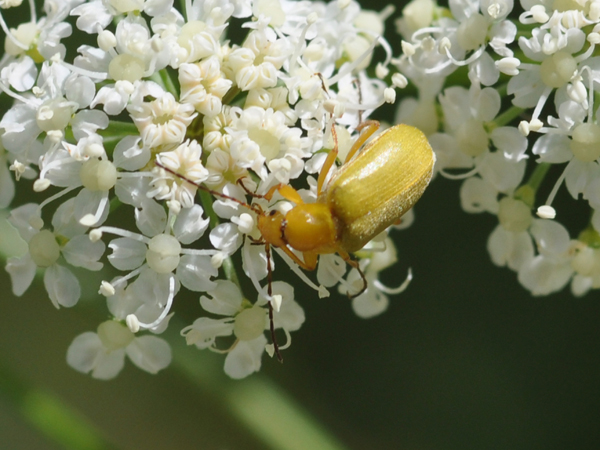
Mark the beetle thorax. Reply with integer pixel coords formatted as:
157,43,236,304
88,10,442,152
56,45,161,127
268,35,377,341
281,203,339,253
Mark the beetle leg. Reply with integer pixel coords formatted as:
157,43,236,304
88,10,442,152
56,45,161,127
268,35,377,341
344,120,380,163
316,120,382,195
276,185,305,204
317,123,339,195
337,249,368,298
264,243,283,363
275,244,317,271
237,178,304,206
259,183,305,205
302,251,318,271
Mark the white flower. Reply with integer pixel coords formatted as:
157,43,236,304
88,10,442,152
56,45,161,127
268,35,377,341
487,197,535,271
179,57,232,116
127,82,197,148
224,27,292,91
151,140,209,208
5,202,105,307
517,220,574,295
67,320,172,380
182,279,304,378
228,106,307,182
570,240,600,296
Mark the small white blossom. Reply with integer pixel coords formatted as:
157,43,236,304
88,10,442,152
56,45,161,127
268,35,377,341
67,320,172,380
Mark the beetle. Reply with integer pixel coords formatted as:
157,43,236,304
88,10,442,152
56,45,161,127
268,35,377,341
255,120,434,283
156,120,435,359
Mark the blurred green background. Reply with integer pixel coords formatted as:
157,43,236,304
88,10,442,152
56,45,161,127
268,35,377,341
2,0,600,449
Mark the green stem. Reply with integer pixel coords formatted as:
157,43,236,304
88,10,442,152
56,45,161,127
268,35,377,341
148,72,166,91
99,121,139,137
199,189,220,229
222,252,241,287
149,69,179,97
108,196,123,215
222,86,242,106
526,162,551,192
492,105,525,128
160,68,179,97
514,163,550,208
513,162,551,208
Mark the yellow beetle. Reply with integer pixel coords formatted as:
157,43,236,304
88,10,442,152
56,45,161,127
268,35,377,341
255,120,435,294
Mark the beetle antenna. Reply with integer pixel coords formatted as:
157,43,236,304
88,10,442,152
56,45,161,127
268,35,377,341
265,243,283,362
155,159,260,214
316,72,330,98
353,77,363,124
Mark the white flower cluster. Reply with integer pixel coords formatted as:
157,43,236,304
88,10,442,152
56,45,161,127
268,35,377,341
394,0,600,296
1,0,406,379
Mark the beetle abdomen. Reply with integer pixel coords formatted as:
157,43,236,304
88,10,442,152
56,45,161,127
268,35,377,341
324,124,435,253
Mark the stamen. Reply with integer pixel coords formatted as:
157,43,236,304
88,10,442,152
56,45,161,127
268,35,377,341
99,280,116,296
423,58,454,74
36,186,77,213
538,160,570,216
443,45,486,67
208,338,238,354
0,12,30,51
439,166,480,180
110,266,143,289
39,152,79,180
278,328,292,350
536,205,556,219
574,41,596,63
79,193,109,226
289,12,318,74
358,29,393,69
530,86,553,124
181,248,220,256
94,225,150,243
327,37,379,86
59,60,108,81
27,0,36,22
0,79,37,106
274,247,330,297
126,275,176,331
373,268,413,294
266,328,292,356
